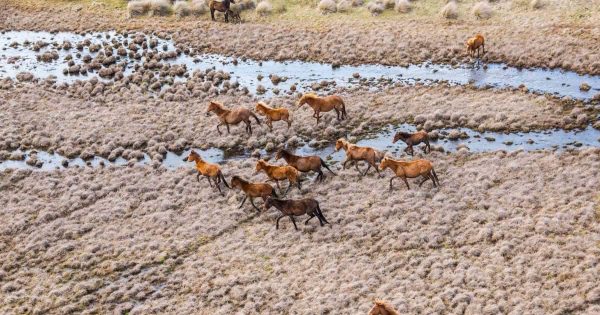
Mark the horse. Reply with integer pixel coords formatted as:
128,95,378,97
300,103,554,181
297,93,347,125
230,176,277,211
466,34,485,58
275,149,336,182
255,159,302,194
264,197,330,230
368,300,400,315
206,101,261,135
187,150,230,195
379,157,439,190
335,138,385,177
393,130,431,155
255,102,292,131
208,0,235,22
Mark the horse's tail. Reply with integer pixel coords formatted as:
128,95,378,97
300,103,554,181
218,171,230,189
316,202,330,225
431,168,439,186
320,158,336,175
250,111,261,125
339,99,347,119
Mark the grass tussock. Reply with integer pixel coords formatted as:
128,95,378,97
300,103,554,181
394,0,411,13
127,0,151,17
318,0,337,14
149,0,172,16
174,1,192,18
530,0,543,9
191,0,208,15
472,1,492,19
440,0,458,19
336,0,352,12
256,0,273,15
367,1,384,15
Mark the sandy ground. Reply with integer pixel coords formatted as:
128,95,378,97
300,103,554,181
0,81,594,162
1,0,600,75
0,149,599,314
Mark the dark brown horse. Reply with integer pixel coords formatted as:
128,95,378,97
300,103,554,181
393,130,431,155
209,0,236,22
264,197,330,230
275,149,336,182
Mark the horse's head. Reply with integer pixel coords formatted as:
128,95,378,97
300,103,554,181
335,138,346,152
187,150,201,162
274,149,288,161
368,300,398,315
264,196,274,211
297,94,314,107
392,131,409,144
255,102,266,114
378,157,390,171
206,101,220,116
255,159,266,173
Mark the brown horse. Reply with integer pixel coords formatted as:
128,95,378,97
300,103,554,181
264,197,329,230
230,176,277,211
297,93,348,125
206,101,261,135
393,130,431,155
255,159,302,194
368,300,400,315
379,157,439,190
466,34,485,58
275,149,336,182
187,150,230,195
209,0,235,22
255,102,292,131
335,138,385,176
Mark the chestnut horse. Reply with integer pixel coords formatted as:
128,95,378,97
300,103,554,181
255,159,302,194
206,101,261,135
368,300,400,315
230,176,277,211
335,138,385,176
466,34,485,58
275,149,336,182
379,157,439,190
264,197,330,230
187,150,230,195
255,102,292,131
393,130,431,155
209,0,235,22
297,93,347,125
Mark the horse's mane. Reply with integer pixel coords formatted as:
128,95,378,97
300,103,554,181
278,149,292,156
300,93,319,101
373,300,400,315
395,131,411,137
256,101,270,109
209,100,225,108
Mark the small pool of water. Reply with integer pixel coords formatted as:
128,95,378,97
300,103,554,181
1,31,599,99
1,125,598,171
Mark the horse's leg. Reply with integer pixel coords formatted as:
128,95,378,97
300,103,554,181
425,139,431,153
418,175,430,187
196,173,200,182
225,10,229,22
372,161,382,177
305,213,315,225
239,195,247,208
354,160,362,175
317,169,324,183
267,119,273,131
206,175,213,187
285,180,292,194
389,177,395,190
286,118,291,129
290,216,298,231
215,181,224,196
245,120,252,135
334,108,341,121
210,8,215,21
226,123,230,134
482,42,485,55
276,214,285,229
342,158,351,169
363,163,371,176
402,177,410,190
216,123,223,135
275,180,282,192
250,198,261,212
315,111,320,125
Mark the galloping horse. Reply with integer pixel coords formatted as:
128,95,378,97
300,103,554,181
466,34,485,58
379,157,439,190
230,176,277,211
264,197,330,230
209,0,236,22
393,130,431,155
297,93,347,125
335,138,385,176
275,149,336,182
255,102,292,131
206,101,261,135
187,150,230,195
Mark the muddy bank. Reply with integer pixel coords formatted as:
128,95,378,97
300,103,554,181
1,149,599,313
2,1,600,75
1,82,596,165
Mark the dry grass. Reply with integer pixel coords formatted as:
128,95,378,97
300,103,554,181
394,0,411,13
472,1,492,19
174,1,192,18
191,0,208,15
127,0,151,17
318,0,337,14
256,0,273,15
441,1,458,19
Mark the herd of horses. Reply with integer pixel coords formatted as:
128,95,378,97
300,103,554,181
190,92,438,232
188,33,485,314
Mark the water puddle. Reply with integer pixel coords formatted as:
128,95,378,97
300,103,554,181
2,125,598,171
1,31,599,99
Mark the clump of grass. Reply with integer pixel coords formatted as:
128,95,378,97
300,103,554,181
149,0,172,16
352,0,364,6
367,1,384,15
127,0,151,18
337,0,352,12
318,0,337,14
174,1,192,18
239,0,257,10
382,0,395,9
394,0,411,13
256,0,273,15
472,1,492,19
440,0,458,19
530,0,543,9
191,0,208,15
